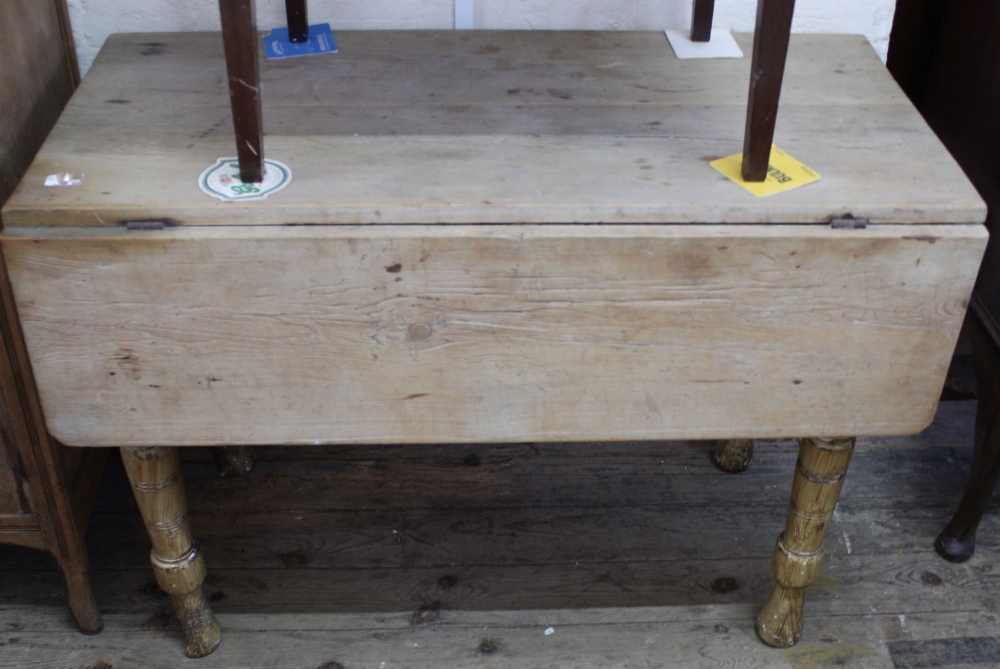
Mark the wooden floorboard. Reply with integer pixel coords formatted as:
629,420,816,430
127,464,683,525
1,399,998,667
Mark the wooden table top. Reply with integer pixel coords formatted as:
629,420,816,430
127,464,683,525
0,31,987,447
2,31,985,228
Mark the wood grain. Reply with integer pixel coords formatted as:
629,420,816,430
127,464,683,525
2,224,984,447
0,609,997,669
1,32,985,227
0,432,29,515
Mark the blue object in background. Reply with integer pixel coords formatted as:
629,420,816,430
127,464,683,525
263,24,337,59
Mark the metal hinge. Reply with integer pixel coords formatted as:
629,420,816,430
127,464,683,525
829,214,869,229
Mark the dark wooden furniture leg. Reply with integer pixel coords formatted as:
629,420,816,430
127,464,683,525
757,437,854,647
714,439,754,472
58,554,103,633
286,0,309,43
121,447,221,657
690,0,716,42
218,0,264,183
936,313,1000,562
742,0,796,182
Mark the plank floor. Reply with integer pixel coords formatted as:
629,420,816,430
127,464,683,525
1,398,998,668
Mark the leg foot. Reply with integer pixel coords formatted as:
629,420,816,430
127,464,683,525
154,546,222,657
756,582,804,647
214,445,255,477
757,436,854,647
714,439,754,473
58,558,103,634
121,447,221,657
936,314,1000,563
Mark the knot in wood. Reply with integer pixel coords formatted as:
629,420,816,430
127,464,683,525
407,323,433,341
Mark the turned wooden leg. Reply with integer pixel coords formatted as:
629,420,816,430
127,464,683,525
286,0,309,43
690,0,716,42
742,0,796,182
58,557,103,634
218,0,264,183
121,447,221,658
714,439,754,473
936,315,1000,562
757,436,854,647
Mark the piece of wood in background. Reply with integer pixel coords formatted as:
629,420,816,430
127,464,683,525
217,0,263,183
742,0,797,181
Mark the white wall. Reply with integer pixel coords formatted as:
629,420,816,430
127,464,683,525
67,0,897,77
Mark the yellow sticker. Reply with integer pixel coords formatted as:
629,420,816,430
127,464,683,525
710,146,820,197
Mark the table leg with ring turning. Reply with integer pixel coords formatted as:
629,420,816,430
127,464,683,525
757,436,855,647
121,447,221,658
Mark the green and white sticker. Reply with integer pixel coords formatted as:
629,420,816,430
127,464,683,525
199,158,292,202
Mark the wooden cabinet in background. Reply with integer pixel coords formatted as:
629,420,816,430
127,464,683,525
0,0,106,632
888,0,1000,563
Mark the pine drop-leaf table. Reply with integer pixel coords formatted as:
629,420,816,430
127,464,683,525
0,30,987,657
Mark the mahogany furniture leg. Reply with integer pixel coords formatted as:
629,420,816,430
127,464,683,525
742,0,796,182
286,0,309,43
757,436,854,647
936,314,1000,562
690,0,716,42
714,439,754,473
218,0,264,183
120,447,221,658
